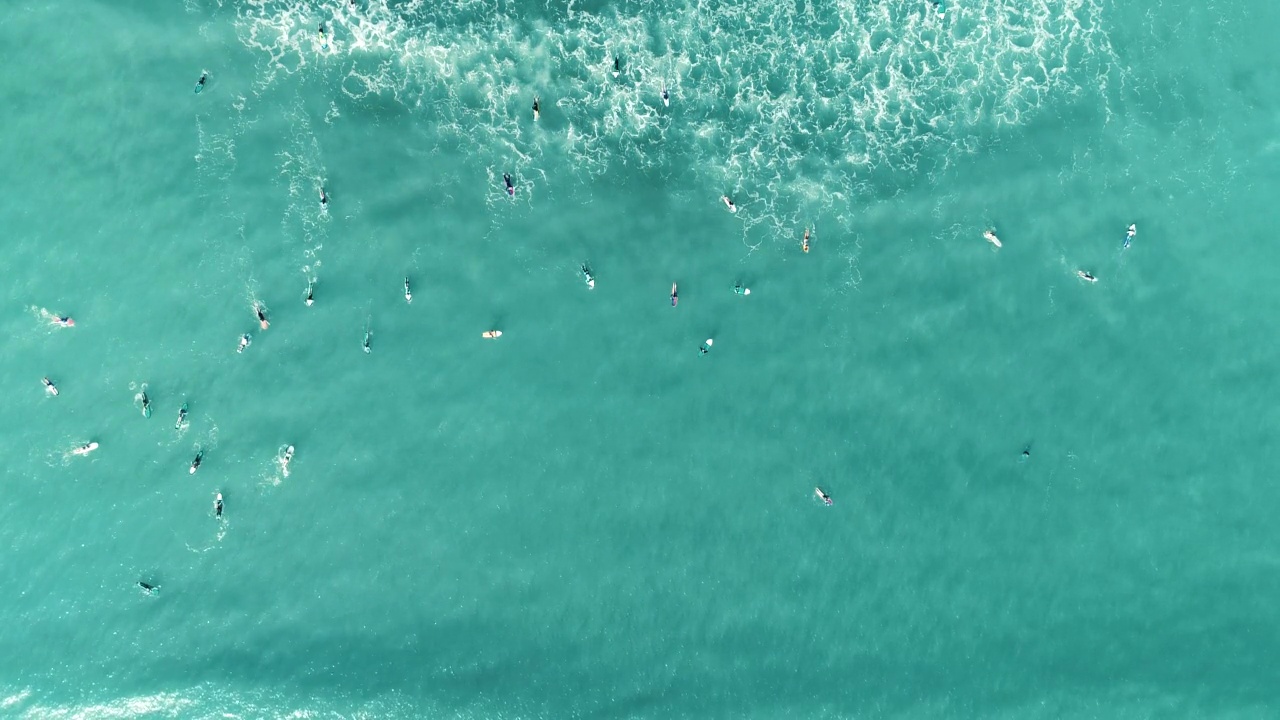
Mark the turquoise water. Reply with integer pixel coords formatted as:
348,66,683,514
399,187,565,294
3,0,1280,716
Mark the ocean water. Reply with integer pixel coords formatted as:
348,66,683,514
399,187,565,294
2,0,1279,716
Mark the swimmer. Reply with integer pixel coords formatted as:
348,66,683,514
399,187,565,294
189,450,204,475
140,391,151,418
802,227,811,253
72,441,98,456
699,338,714,355
503,173,515,198
984,229,1002,248
815,487,833,506
363,330,372,354
1124,223,1136,249
214,492,223,519
175,402,188,430
254,303,269,330
581,264,595,290
733,282,751,296
671,282,678,307
661,86,670,107
612,56,621,78
194,73,207,94
42,377,58,396
304,281,315,307
281,445,295,476
1021,446,1031,461
51,315,74,328
138,581,159,596
532,96,540,121
482,329,503,339
1077,270,1098,283
721,195,737,213
237,334,251,353
404,276,412,304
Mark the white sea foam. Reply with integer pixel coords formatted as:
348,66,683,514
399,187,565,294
233,0,1120,248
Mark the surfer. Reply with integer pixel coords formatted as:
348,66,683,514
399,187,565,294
42,377,58,396
138,581,159,596
532,96,540,121
304,281,315,307
194,73,207,94
237,334,251,353
581,264,595,290
189,450,204,475
984,229,1002,248
733,281,751,296
503,173,515,197
1077,270,1098,283
363,329,372,354
319,186,329,209
214,493,223,519
671,282,678,307
254,303,269,330
175,403,188,430
281,445,295,475
318,23,328,48
699,338,713,355
140,391,151,418
661,86,670,107
51,315,74,328
802,227,811,253
1124,223,1136,249
1021,446,1031,461
404,276,412,304
72,442,98,456
815,487,833,506
482,329,502,339
721,195,737,213
612,56,621,78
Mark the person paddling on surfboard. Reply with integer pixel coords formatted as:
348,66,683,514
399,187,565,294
280,445,295,476
319,186,329,209
671,282,678,307
254,303,269,330
983,229,1002,248
304,281,315,307
237,334,251,353
404,276,412,304
721,195,737,213
43,377,58,396
140,390,151,418
503,173,515,198
581,264,595,290
1077,270,1098,283
699,338,713,355
189,450,204,475
532,96,540,121
612,56,621,78
214,492,223,518
138,581,159,596
802,227,811,253
72,441,98,456
815,487,833,506
194,73,207,94
1124,223,1136,249
318,23,329,50
175,403,188,430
